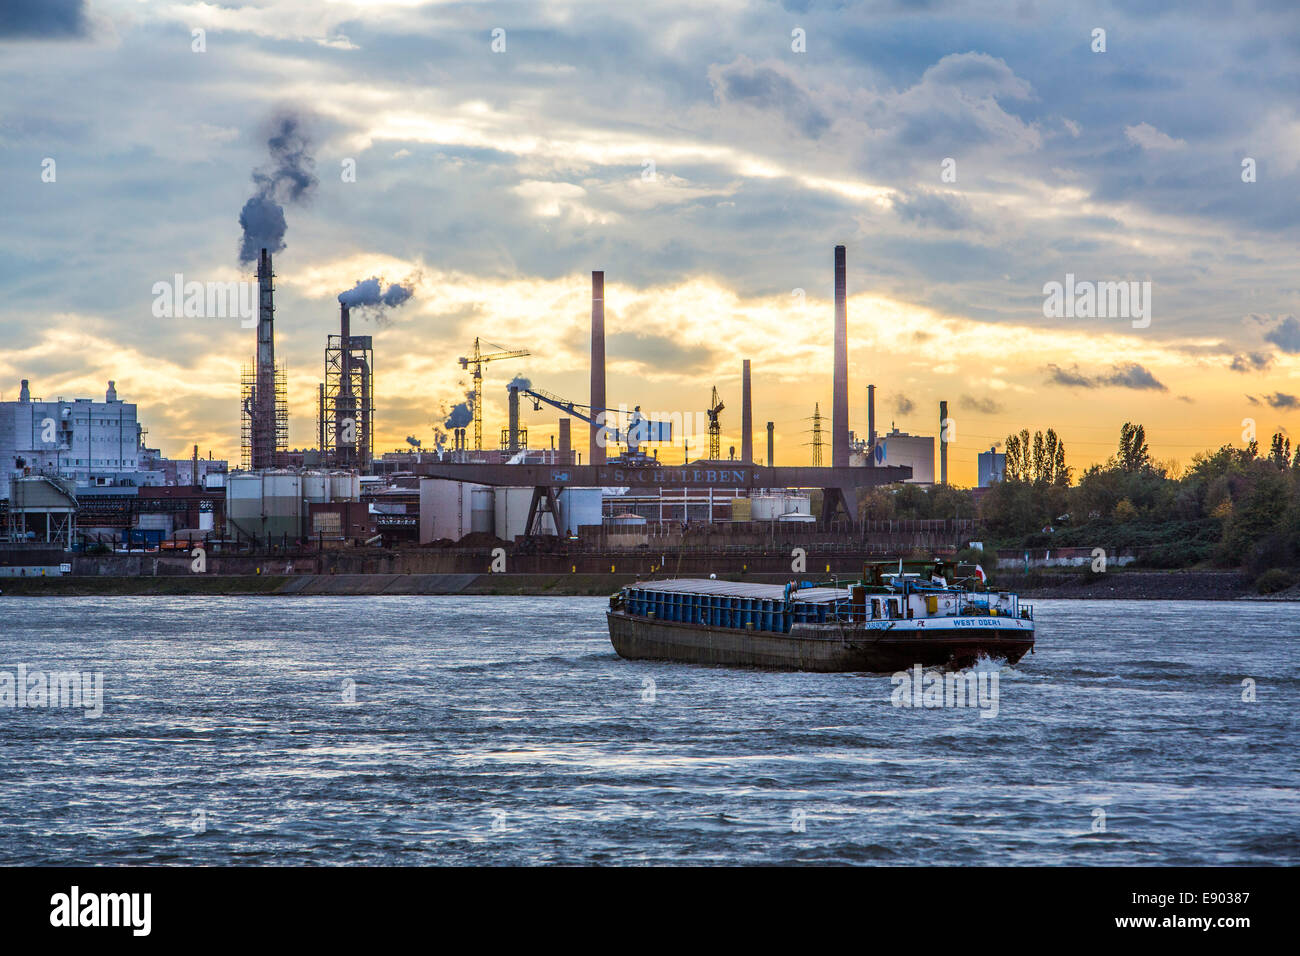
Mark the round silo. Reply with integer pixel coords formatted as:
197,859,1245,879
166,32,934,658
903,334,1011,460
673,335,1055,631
557,488,602,536
302,471,329,504
225,472,265,540
262,471,303,541
330,471,360,502
470,488,495,535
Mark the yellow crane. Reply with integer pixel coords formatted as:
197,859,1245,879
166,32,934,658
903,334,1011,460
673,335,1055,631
706,386,724,460
458,338,530,451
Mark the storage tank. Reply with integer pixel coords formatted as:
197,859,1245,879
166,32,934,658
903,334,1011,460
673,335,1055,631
470,488,495,535
329,471,360,502
607,512,647,527
262,471,303,541
557,488,602,536
783,494,812,516
419,479,490,542
750,495,783,521
225,472,265,540
301,471,330,504
495,486,556,540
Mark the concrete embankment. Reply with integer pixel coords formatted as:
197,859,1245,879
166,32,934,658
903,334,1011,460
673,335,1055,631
1006,569,1253,600
0,568,1283,599
0,572,640,596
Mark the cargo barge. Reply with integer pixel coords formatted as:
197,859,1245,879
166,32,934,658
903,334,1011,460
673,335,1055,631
607,562,1034,672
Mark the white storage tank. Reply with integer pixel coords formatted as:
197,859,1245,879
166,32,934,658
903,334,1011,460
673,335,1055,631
557,487,602,536
419,479,490,543
495,486,556,541
607,512,647,527
470,488,495,535
225,472,265,540
262,471,303,541
329,471,361,502
301,471,330,504
750,495,783,521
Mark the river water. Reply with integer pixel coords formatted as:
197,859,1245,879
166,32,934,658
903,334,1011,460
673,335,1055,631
0,596,1295,865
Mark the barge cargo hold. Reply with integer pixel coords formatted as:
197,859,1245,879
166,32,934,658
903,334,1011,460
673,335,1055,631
607,574,1034,673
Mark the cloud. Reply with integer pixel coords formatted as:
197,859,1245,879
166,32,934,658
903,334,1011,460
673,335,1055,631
959,394,1003,414
708,56,830,138
0,0,88,38
1124,122,1187,151
1230,351,1273,372
1264,392,1299,409
892,190,971,230
1044,363,1095,388
1045,362,1167,391
1263,315,1300,354
895,395,916,415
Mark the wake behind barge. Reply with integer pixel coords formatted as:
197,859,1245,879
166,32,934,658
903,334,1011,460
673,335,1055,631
607,563,1034,672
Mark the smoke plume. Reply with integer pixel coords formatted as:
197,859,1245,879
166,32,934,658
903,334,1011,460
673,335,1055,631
238,114,318,263
338,276,415,313
443,391,475,429
507,374,532,391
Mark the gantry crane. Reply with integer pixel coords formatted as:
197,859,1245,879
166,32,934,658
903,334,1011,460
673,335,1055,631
458,338,530,450
706,386,724,460
520,387,672,462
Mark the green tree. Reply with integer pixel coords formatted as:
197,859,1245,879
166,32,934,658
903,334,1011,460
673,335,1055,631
1268,432,1291,469
1117,422,1151,473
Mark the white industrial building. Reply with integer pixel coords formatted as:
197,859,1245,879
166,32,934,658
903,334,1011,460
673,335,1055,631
0,380,148,500
872,426,935,485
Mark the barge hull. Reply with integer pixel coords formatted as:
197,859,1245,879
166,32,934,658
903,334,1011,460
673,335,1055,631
608,611,1032,672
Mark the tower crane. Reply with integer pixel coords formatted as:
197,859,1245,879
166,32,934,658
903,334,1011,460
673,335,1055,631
706,386,724,460
458,338,530,451
520,387,672,463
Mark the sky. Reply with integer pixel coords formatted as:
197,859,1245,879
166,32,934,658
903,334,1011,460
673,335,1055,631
1,0,1297,486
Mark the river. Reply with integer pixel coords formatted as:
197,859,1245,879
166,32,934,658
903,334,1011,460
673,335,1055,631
0,596,1295,864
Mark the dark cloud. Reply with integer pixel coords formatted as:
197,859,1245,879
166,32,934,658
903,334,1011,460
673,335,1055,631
1263,315,1300,354
606,331,717,375
959,394,1003,413
0,0,88,38
895,395,916,415
1045,362,1167,391
709,56,830,138
1044,363,1095,388
892,190,971,230
1230,351,1273,372
1264,392,1299,409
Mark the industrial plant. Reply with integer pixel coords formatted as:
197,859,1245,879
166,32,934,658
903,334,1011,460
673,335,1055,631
1,242,983,579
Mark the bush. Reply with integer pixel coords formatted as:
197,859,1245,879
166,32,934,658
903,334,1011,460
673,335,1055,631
1254,568,1295,595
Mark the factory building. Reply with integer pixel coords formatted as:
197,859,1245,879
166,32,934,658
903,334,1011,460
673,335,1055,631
873,426,935,485
0,379,143,500
978,447,1007,487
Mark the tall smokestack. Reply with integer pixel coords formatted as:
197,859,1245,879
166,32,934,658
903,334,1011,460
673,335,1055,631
590,271,606,465
939,399,949,486
832,245,849,468
253,248,276,469
766,421,774,467
741,359,753,463
867,384,876,466
559,418,571,463
508,386,521,454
